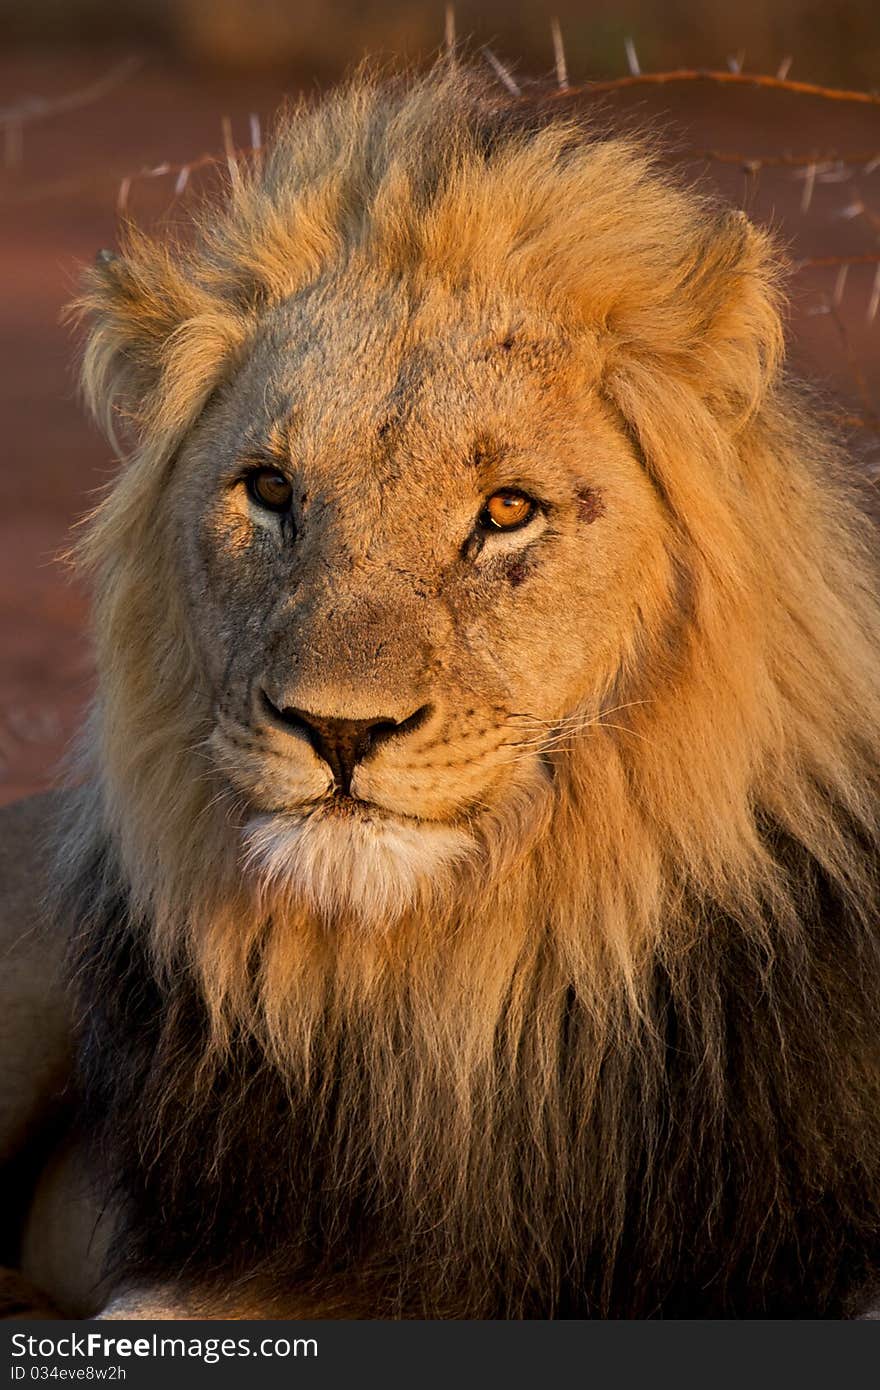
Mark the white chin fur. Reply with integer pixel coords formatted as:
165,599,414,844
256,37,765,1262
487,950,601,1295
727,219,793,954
242,808,474,925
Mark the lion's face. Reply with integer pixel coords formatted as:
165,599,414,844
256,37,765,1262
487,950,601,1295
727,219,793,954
75,75,789,934
168,276,670,920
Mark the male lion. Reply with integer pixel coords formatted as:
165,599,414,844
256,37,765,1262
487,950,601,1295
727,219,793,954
2,67,880,1319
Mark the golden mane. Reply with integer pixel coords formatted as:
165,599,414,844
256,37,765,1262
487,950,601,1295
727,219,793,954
61,66,880,1317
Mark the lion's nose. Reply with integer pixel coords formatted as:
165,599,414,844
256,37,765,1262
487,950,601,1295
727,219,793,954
261,693,432,795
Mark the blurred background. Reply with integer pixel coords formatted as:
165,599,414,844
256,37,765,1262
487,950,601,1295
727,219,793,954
3,0,880,84
2,0,880,805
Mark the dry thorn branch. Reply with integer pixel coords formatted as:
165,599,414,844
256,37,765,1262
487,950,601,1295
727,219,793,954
0,55,141,131
0,56,141,169
571,68,880,107
797,254,880,268
701,150,880,170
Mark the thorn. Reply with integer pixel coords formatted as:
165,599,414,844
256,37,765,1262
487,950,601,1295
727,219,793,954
221,115,239,183
482,48,521,96
817,162,852,183
117,176,131,214
863,154,880,175
175,165,191,196
148,162,170,178
249,112,262,151
837,197,865,219
776,55,793,80
624,37,641,76
800,162,816,213
551,18,569,91
868,265,880,324
727,49,745,74
444,5,456,57
832,264,849,307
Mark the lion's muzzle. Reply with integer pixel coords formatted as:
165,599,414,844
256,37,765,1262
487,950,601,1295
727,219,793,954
259,691,433,796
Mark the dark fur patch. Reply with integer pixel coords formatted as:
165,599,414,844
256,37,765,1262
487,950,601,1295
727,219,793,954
576,487,605,524
61,817,880,1319
504,555,530,587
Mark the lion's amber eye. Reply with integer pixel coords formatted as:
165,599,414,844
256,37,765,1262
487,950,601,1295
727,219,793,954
480,489,536,532
246,469,293,513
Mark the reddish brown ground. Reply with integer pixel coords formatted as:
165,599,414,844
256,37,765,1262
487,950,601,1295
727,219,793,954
1,49,878,806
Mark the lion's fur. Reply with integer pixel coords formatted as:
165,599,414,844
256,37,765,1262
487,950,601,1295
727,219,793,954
56,66,880,1316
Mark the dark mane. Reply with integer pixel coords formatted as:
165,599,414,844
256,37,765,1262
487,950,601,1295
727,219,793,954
65,819,880,1318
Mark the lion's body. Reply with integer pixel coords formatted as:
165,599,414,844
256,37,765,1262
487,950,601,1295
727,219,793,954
0,793,103,1317
4,67,880,1317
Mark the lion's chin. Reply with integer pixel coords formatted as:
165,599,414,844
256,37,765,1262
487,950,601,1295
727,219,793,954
242,803,475,926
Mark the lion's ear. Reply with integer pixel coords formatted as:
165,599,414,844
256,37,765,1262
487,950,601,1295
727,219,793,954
610,210,785,425
72,233,247,453
680,210,784,415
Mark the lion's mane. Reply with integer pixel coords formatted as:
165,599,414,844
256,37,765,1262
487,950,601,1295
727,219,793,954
58,67,880,1317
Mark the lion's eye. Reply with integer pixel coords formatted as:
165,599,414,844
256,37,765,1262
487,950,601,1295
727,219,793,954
246,469,293,513
479,489,536,531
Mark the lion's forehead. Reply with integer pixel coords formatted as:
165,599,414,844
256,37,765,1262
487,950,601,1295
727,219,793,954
226,284,583,482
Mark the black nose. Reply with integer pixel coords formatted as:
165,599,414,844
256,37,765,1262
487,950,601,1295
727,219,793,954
261,694,431,795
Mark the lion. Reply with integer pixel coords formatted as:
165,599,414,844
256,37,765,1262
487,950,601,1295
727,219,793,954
2,64,880,1319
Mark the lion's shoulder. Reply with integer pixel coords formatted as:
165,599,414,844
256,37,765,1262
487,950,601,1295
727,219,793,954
0,789,68,951
0,790,75,1167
